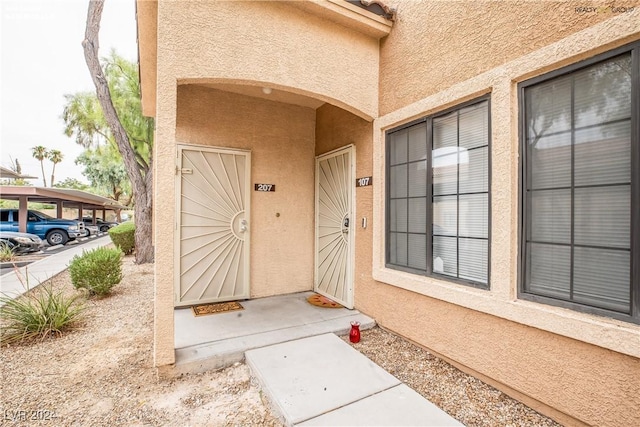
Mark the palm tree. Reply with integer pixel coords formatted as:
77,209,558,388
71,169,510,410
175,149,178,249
31,146,49,187
48,150,64,187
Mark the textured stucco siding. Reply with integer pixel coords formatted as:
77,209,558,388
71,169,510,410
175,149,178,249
379,0,624,115
153,70,176,367
176,85,316,299
136,0,157,117
156,0,379,120
368,6,640,426
358,284,640,426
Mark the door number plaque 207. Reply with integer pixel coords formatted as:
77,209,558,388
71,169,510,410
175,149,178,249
254,184,275,192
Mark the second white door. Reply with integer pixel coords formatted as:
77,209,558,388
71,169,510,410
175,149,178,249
315,146,355,308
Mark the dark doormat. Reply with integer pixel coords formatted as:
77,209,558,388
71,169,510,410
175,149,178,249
192,301,244,317
306,293,343,308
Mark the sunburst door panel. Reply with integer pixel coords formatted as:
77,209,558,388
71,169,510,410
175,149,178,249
177,147,250,306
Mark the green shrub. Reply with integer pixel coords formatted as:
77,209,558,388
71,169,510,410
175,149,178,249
0,284,84,344
108,221,135,254
0,242,15,262
69,247,123,296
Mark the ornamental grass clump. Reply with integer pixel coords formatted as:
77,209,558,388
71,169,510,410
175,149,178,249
69,247,123,297
108,221,135,254
0,242,15,262
0,284,84,345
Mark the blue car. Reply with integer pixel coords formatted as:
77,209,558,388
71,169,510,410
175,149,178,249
0,209,85,246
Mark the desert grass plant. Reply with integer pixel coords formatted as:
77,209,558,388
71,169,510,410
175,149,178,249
0,284,84,345
108,221,135,254
69,247,123,296
0,242,15,262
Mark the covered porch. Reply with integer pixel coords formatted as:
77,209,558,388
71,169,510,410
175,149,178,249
160,79,376,374
171,291,375,375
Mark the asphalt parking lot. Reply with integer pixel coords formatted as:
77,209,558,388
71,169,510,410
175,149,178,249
0,232,111,272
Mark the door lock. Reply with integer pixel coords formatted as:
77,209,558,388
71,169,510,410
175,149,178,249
239,219,247,232
343,217,350,230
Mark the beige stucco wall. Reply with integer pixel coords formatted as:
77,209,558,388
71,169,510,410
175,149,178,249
136,0,157,117
359,285,640,426
366,9,640,427
150,0,385,366
153,0,381,120
380,1,623,115
176,85,316,299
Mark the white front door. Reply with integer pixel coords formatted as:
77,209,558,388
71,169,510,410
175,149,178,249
176,145,251,307
315,146,355,308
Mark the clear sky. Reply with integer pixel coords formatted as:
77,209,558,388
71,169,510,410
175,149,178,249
0,0,138,186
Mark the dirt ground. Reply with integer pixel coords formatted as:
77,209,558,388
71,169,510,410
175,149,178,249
1,256,558,426
0,257,281,426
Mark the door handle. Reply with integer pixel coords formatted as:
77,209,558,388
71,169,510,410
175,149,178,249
239,219,247,232
343,217,349,231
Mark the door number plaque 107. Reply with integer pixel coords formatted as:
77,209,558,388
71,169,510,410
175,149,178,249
356,176,372,187
254,184,275,192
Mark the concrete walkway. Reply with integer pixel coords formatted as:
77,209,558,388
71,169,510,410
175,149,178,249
247,333,463,426
174,292,462,425
0,235,111,301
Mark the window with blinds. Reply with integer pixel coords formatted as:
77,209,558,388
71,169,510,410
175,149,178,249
520,42,639,322
386,98,490,288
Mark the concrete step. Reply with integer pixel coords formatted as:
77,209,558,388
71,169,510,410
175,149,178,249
173,312,375,375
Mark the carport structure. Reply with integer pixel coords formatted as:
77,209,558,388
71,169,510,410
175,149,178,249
0,186,126,232
0,166,38,181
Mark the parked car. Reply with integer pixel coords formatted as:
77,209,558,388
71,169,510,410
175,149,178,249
77,217,118,233
0,231,44,254
79,225,99,237
0,209,85,246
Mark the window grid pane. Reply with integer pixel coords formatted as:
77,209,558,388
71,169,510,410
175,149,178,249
388,121,427,272
432,101,489,284
386,98,489,287
523,53,633,315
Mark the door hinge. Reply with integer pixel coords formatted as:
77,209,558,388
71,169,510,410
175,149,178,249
176,166,193,175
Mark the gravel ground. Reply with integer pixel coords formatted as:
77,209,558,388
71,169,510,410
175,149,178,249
343,329,560,427
1,256,559,426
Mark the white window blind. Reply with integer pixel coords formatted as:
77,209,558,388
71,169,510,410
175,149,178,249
524,54,632,314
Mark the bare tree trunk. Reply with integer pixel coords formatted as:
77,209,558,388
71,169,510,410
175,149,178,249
83,0,153,263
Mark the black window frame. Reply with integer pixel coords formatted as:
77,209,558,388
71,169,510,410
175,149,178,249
385,95,492,290
518,40,640,324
